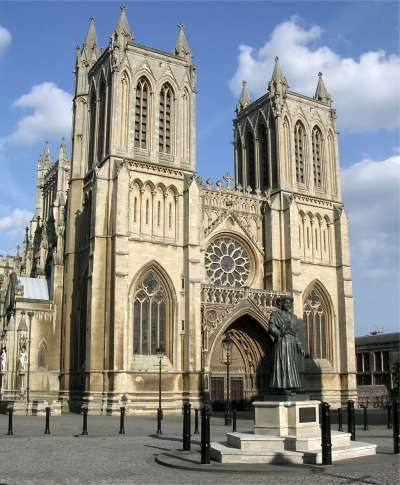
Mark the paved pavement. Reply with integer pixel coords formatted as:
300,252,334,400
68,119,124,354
0,413,399,484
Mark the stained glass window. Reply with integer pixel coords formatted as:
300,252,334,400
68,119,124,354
303,287,331,361
133,271,168,355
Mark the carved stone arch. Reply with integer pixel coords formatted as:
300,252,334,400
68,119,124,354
166,184,179,196
128,260,176,361
324,214,331,225
156,182,167,195
158,74,178,98
129,177,143,190
143,180,155,192
242,117,255,139
302,279,335,364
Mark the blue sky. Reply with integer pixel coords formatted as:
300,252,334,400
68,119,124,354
0,1,399,335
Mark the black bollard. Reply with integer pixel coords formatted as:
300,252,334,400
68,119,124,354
393,401,399,454
81,406,88,436
387,403,392,429
119,407,125,435
320,402,332,465
232,409,237,432
338,407,343,432
183,402,191,451
194,409,199,435
156,407,162,434
44,406,51,435
347,400,355,441
201,405,211,464
7,407,13,436
362,405,368,431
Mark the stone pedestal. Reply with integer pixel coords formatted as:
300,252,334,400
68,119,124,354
254,400,320,437
210,399,377,465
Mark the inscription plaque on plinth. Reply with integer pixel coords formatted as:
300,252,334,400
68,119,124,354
254,400,320,437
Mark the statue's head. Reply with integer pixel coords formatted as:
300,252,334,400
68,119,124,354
278,295,293,312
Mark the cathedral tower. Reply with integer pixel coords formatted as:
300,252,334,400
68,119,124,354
61,7,199,412
232,58,356,401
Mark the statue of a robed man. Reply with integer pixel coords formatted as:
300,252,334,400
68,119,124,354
268,295,305,390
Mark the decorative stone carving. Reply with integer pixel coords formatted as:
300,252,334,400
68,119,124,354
205,237,250,287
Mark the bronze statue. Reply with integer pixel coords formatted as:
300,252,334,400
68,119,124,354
268,295,305,390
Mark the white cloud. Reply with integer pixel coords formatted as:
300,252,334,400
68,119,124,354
0,208,32,236
0,26,11,54
2,82,72,145
230,17,400,133
342,154,400,281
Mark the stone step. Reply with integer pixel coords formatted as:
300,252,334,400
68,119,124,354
286,431,353,452
210,442,304,465
226,431,352,452
303,441,377,465
227,432,286,451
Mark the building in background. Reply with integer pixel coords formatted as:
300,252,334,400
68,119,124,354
1,6,357,414
356,332,400,406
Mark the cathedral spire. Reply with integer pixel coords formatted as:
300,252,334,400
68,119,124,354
113,4,134,40
314,72,332,105
236,81,252,113
268,56,288,97
40,141,51,166
174,23,192,61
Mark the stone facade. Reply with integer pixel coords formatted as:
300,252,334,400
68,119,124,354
0,6,357,414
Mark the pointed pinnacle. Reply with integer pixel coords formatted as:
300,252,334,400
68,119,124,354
84,16,98,50
272,56,284,82
174,22,192,60
236,80,252,112
314,71,331,104
114,4,133,40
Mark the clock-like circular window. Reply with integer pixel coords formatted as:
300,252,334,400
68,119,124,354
205,237,251,287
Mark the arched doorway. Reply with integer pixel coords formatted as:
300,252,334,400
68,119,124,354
209,315,273,409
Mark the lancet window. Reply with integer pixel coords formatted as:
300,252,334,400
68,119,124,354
97,78,106,162
312,126,323,188
159,83,173,154
295,121,306,184
135,77,149,149
258,124,269,191
133,271,168,355
303,286,332,362
88,90,97,168
236,138,243,187
246,131,256,191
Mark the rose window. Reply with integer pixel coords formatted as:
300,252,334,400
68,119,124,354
205,237,250,287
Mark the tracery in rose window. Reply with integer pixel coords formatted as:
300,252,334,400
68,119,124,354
205,237,251,287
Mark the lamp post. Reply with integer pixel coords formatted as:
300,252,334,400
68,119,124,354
26,311,34,416
156,346,164,433
222,332,233,426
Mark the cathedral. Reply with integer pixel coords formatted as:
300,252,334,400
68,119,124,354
0,7,357,414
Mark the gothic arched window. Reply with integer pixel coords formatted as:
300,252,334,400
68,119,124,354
303,285,332,362
133,271,169,355
312,126,323,189
236,138,243,187
258,124,269,191
88,90,97,168
295,121,306,184
119,71,129,150
97,78,106,162
159,83,173,154
135,77,150,149
246,131,256,191
105,71,112,155
269,117,278,188
38,342,47,369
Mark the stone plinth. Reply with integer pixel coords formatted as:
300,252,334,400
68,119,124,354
254,400,320,437
210,399,377,464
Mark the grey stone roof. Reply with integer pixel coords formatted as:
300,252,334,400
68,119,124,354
355,332,400,348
